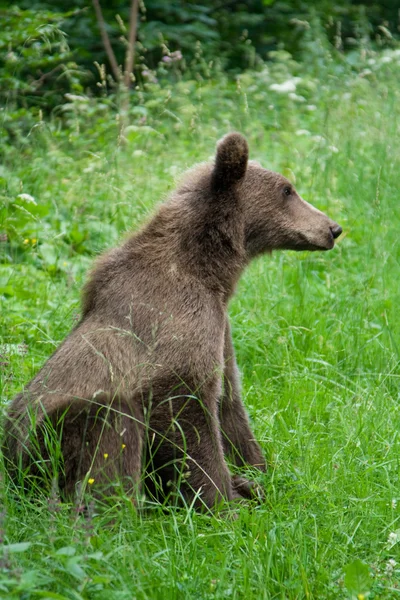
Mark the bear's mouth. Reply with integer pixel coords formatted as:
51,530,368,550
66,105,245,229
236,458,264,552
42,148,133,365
292,231,336,252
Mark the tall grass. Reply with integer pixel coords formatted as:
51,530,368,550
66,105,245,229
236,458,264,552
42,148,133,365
1,47,400,598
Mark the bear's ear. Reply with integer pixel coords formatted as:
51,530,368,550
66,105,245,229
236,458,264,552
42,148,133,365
212,132,249,190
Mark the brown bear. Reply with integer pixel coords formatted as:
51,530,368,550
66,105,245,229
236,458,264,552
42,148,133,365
3,133,342,510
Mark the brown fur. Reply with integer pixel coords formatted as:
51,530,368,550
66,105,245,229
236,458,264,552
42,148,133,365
3,133,341,509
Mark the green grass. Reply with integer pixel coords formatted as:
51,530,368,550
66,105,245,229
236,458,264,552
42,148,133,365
1,48,400,598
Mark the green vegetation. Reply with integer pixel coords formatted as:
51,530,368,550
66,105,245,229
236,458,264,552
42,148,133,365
1,5,400,599
1,0,399,131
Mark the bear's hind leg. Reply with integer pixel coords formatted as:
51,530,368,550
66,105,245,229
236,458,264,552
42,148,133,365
61,398,144,500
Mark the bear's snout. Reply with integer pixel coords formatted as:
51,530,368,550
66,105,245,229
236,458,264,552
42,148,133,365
330,224,342,240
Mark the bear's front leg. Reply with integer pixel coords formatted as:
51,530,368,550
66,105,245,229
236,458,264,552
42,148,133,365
220,319,266,471
181,402,244,509
148,388,242,510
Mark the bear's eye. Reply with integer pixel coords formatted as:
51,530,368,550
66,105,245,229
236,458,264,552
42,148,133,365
283,186,292,197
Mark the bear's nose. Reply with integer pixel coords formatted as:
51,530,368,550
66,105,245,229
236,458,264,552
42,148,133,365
330,224,342,239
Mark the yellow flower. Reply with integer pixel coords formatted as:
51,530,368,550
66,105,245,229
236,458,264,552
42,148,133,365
103,453,108,459
88,478,95,485
357,595,365,600
31,238,37,244
24,239,29,244
122,444,126,449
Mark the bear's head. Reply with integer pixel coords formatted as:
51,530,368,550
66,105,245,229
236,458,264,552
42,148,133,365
212,132,342,257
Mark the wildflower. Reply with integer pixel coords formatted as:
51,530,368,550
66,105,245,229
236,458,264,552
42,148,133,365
288,92,306,102
269,80,297,93
17,193,36,204
170,50,182,61
24,239,29,245
88,478,95,485
31,238,37,244
386,531,400,549
122,444,126,449
328,146,339,153
163,50,182,63
392,498,397,509
103,453,108,459
385,558,397,576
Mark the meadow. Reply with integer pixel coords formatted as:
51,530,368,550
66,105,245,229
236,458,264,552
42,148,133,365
1,46,400,598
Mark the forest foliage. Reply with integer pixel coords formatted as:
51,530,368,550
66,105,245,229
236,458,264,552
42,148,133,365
1,0,399,140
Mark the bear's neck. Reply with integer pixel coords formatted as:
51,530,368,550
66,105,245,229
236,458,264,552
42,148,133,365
139,199,247,302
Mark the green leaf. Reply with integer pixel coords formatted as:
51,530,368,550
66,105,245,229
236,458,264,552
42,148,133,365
55,546,76,557
65,557,86,581
2,542,32,553
344,559,371,598
39,242,58,266
33,592,73,600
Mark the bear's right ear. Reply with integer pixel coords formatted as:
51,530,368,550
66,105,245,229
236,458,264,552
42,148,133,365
212,132,249,190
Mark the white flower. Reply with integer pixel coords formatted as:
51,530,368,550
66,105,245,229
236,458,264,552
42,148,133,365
17,193,36,205
392,498,397,509
306,104,317,111
387,531,400,549
269,80,297,93
328,145,339,153
312,135,325,144
380,56,392,64
385,558,397,576
288,92,306,102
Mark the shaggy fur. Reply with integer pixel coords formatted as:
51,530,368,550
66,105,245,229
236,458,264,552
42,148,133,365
3,133,341,509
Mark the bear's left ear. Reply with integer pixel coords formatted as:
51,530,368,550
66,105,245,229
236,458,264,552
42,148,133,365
212,132,249,190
